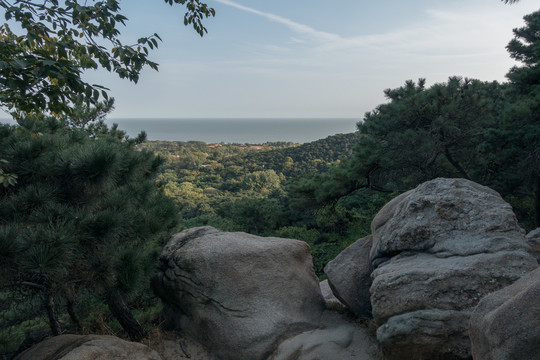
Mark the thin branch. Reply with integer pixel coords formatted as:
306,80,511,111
17,281,47,290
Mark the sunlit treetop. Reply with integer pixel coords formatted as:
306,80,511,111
0,0,215,116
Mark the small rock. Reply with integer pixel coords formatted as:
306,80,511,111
526,228,540,263
320,279,346,310
324,235,373,318
270,311,380,360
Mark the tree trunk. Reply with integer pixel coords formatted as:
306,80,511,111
106,288,147,341
46,292,62,336
535,176,540,227
66,297,84,332
444,146,471,180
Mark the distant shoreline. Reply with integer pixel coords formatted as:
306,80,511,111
1,118,359,144
107,118,358,144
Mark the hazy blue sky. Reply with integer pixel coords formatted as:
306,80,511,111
68,1,540,119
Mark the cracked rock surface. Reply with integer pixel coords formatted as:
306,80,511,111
152,226,325,360
369,178,537,360
469,266,540,360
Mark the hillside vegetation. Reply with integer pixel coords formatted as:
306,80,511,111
141,132,378,276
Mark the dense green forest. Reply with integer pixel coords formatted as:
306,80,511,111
0,1,539,358
140,133,382,276
142,133,358,220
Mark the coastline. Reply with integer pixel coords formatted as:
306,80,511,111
106,118,359,144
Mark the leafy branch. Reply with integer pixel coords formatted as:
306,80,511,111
0,0,215,115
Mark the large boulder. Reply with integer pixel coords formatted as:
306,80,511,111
469,266,540,360
324,235,373,318
369,178,537,359
14,334,162,360
152,226,325,360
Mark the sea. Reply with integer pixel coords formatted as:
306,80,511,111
106,118,359,144
0,118,359,144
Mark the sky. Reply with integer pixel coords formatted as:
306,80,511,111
9,0,540,119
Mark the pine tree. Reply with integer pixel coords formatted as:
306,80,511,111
503,9,540,226
0,116,178,341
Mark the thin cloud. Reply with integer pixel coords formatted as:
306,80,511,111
212,0,434,54
212,0,532,57
213,0,341,43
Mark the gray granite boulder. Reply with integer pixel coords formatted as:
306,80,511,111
14,335,162,360
152,226,325,360
469,266,540,360
324,235,373,318
369,178,537,359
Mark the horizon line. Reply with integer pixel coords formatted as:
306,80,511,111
106,117,361,120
